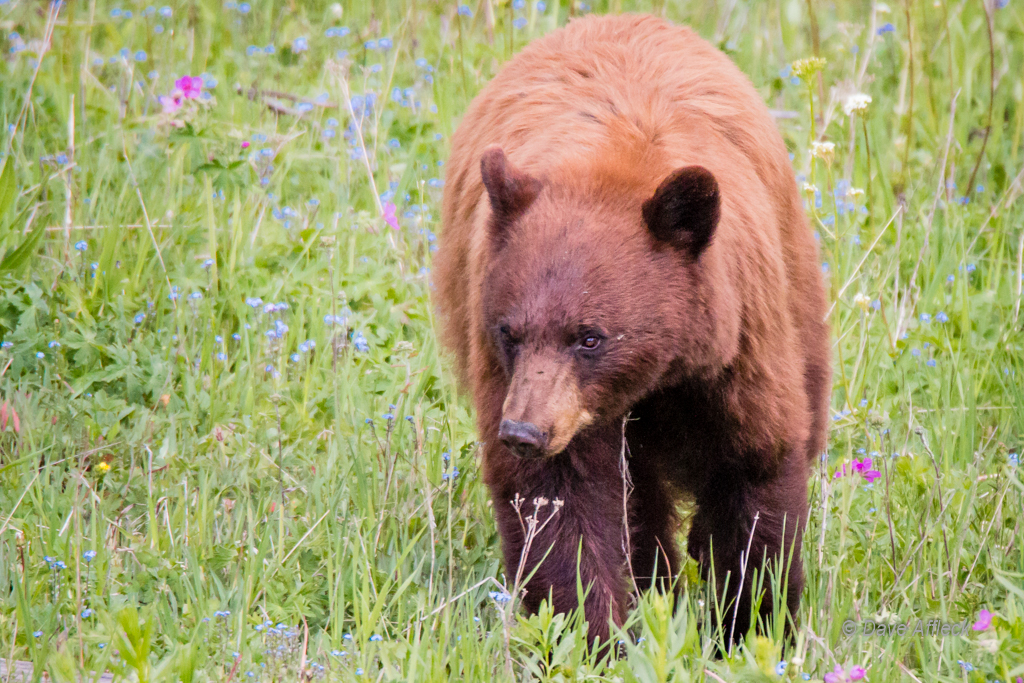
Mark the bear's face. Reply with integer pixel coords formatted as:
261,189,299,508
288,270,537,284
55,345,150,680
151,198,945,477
478,147,721,459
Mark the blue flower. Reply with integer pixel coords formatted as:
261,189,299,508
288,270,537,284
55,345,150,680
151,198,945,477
1,341,12,349
457,4,473,16
189,291,203,301
369,634,383,642
513,0,526,8
926,359,936,367
169,286,180,301
134,50,147,62
775,661,787,676
352,331,369,353
378,37,393,51
382,413,394,421
919,312,931,323
33,631,43,638
36,351,45,359
290,353,300,362
202,258,214,269
246,297,263,308
216,352,227,361
292,37,309,53
513,17,527,29
355,669,364,676
238,2,251,13
935,311,949,323
489,590,511,603
82,609,94,618
75,240,88,252
158,5,172,17
877,22,896,34
1009,453,1019,467
957,660,974,672
537,0,547,10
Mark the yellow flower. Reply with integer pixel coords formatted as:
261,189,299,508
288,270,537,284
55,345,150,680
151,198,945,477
854,293,871,312
96,462,110,473
791,56,827,80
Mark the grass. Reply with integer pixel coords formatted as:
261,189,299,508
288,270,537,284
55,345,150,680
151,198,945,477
0,0,1022,680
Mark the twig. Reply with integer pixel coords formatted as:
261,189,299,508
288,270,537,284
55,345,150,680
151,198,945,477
728,511,760,647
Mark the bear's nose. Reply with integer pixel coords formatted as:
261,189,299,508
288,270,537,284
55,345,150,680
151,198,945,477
498,420,546,458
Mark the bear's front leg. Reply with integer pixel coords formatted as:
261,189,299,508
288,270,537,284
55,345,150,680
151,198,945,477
687,449,808,647
484,423,630,647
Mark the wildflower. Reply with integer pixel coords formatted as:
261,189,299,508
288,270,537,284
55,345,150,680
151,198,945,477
290,353,300,362
973,609,992,631
352,331,369,353
83,550,96,562
134,50,147,62
33,631,43,638
919,312,930,323
74,240,88,252
935,311,948,323
791,56,827,80
513,17,527,29
489,590,511,604
775,661,787,676
811,141,836,165
96,462,110,473
1,341,12,349
957,660,974,672
82,608,94,618
216,352,227,361
202,258,214,269
292,36,308,53
853,293,871,313
36,351,44,359
48,341,60,349
1010,452,1019,467
355,669,364,676
369,634,383,642
877,22,896,35
245,297,263,308
175,75,203,99
457,4,473,16
843,93,872,116
188,291,202,301
159,92,183,114
378,37,393,50
134,312,145,324
382,202,400,230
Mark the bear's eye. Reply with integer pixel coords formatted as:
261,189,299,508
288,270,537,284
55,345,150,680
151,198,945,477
578,335,602,351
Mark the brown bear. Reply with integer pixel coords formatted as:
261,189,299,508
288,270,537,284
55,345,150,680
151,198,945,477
435,13,830,648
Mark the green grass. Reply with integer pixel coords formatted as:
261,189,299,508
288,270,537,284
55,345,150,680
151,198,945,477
0,0,1022,680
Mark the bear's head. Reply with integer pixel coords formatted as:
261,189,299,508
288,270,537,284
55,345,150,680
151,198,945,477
479,146,731,459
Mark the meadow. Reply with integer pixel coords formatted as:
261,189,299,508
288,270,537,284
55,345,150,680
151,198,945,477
0,0,1022,680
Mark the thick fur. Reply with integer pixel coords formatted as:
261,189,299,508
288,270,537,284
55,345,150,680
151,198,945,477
435,14,830,647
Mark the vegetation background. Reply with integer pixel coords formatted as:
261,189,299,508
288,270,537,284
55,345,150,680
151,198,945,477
0,0,1022,680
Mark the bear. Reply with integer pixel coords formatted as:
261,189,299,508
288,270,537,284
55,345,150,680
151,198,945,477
434,13,830,648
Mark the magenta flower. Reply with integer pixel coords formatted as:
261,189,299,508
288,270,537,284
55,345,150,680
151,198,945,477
972,609,992,631
824,664,867,682
853,457,881,483
175,75,203,99
382,201,399,230
241,141,250,149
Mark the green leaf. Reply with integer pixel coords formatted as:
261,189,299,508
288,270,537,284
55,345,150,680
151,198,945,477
0,157,14,220
0,215,46,275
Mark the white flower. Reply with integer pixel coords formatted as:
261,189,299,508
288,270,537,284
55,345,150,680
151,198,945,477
853,292,871,312
844,93,873,116
811,141,836,164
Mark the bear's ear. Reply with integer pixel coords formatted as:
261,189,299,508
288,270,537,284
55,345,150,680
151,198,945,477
480,146,542,238
642,165,721,257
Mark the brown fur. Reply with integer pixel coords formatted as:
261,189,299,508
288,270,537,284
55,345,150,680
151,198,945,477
435,14,830,647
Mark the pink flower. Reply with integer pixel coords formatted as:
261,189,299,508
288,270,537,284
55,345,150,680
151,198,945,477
972,609,992,631
241,141,250,149
159,92,183,114
175,75,203,99
824,665,867,683
823,665,846,683
382,201,399,230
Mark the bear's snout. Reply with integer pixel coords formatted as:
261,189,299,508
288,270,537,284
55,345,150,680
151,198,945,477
498,419,548,459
